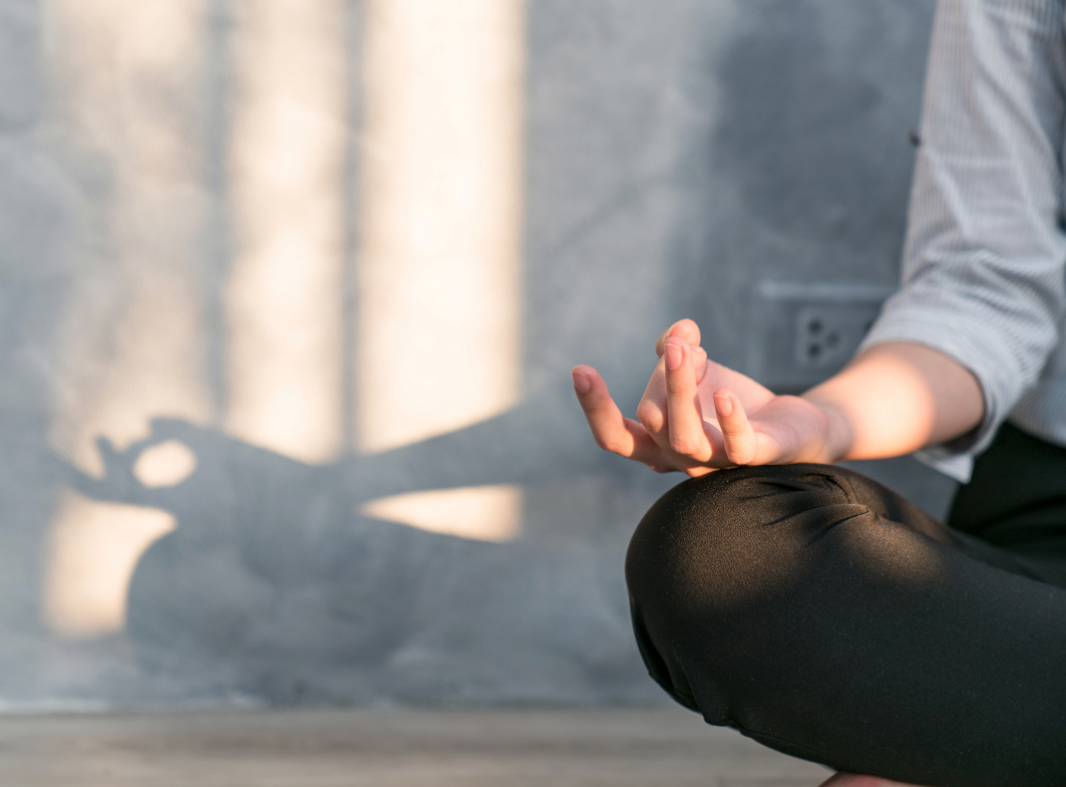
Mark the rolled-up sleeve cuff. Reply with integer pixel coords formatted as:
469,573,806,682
856,306,1025,482
913,446,973,483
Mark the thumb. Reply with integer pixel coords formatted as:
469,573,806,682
656,319,702,357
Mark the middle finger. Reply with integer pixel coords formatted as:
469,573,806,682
664,339,712,463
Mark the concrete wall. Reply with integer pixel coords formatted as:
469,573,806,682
0,0,951,709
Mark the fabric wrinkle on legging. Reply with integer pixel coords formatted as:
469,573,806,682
625,423,1066,787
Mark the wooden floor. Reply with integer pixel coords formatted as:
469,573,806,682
0,706,831,786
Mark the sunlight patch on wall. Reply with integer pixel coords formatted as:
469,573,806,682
45,492,176,639
44,0,213,637
133,440,198,488
362,485,522,542
45,0,214,474
356,0,525,540
224,0,347,463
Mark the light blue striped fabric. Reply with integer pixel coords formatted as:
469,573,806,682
859,0,1066,482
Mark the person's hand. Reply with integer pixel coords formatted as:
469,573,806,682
572,319,845,476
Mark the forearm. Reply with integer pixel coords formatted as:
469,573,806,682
802,342,983,463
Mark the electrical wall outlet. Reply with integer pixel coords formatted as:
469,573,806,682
747,281,895,393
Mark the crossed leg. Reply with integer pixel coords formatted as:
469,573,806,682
626,464,1066,787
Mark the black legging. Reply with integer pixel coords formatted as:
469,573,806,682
626,423,1066,787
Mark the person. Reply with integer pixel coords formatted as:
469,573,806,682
573,1,1066,785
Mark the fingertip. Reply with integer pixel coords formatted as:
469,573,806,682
572,365,603,395
713,388,734,417
572,368,592,394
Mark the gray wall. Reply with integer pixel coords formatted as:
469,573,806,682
0,0,951,709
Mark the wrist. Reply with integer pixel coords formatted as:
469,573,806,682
800,392,853,464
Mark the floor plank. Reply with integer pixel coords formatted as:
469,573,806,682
0,706,831,786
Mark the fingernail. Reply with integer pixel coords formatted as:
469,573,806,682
665,343,683,370
572,369,591,394
714,393,733,417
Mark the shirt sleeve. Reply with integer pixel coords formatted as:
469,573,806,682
859,0,1066,481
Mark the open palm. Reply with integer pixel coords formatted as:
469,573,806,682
573,319,835,476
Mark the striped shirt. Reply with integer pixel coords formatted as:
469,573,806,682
859,0,1066,482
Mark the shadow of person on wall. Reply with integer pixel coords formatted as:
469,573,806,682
58,409,664,706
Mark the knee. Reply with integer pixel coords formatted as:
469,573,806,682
625,464,859,616
623,464,865,712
